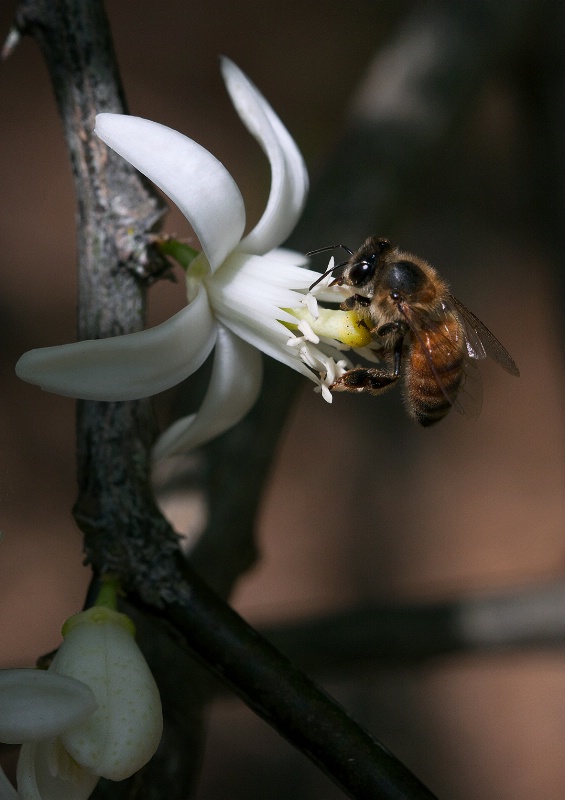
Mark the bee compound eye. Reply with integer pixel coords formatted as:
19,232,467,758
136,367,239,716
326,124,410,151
349,258,376,286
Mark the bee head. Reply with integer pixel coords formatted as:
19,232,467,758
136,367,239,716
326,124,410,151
342,238,391,288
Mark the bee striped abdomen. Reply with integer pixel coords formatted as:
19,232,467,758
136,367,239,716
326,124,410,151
405,318,465,426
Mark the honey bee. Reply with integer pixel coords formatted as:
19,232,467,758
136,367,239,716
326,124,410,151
308,236,519,426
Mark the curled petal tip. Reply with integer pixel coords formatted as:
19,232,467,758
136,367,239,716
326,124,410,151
1,27,21,61
220,59,308,255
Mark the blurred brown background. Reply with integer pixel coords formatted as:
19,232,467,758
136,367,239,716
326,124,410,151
1,1,565,798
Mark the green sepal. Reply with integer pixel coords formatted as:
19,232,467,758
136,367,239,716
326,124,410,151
157,238,199,272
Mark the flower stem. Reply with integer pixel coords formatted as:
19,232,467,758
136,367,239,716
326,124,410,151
156,238,199,271
94,575,120,610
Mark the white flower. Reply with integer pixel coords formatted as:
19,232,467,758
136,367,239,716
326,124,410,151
0,607,162,800
0,670,98,800
16,58,370,459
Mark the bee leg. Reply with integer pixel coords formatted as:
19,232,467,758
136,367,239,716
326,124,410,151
331,367,399,396
374,322,405,377
391,332,404,378
340,294,372,310
330,326,405,396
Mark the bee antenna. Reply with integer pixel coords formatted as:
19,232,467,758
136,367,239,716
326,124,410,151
305,244,354,257
306,244,354,291
308,259,349,291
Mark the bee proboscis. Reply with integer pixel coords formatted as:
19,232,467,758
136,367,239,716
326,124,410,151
307,236,520,426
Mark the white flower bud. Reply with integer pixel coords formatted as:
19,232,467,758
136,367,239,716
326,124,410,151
51,607,162,781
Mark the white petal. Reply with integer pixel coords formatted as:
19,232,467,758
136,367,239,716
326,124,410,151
16,286,217,401
95,113,245,270
206,252,318,382
221,58,309,255
0,670,97,744
215,251,314,289
266,247,309,267
54,615,162,781
218,313,315,382
152,325,262,459
17,741,99,800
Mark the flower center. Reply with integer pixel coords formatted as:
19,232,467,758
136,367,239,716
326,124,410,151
285,305,372,348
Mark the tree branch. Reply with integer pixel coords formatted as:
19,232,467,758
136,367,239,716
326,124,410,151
11,0,177,596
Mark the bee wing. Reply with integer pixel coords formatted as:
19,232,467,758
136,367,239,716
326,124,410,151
455,352,483,419
446,294,520,377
